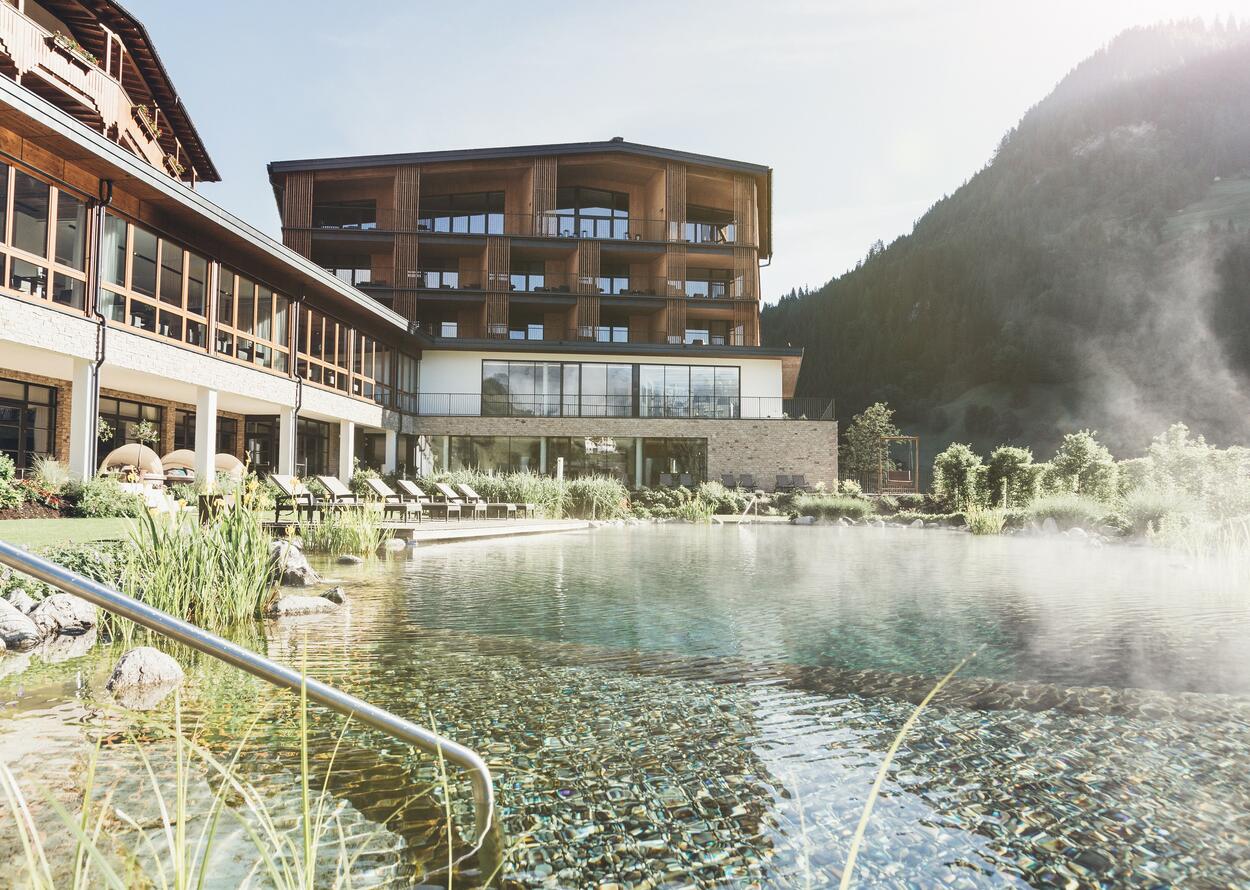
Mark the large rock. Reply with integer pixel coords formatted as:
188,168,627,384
1041,517,1059,535
3,588,36,614
265,595,340,618
791,515,815,525
29,594,97,637
106,647,184,710
336,554,364,565
269,540,321,588
0,598,40,651
321,586,348,605
909,518,925,529
35,626,97,663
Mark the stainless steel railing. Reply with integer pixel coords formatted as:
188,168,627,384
0,539,505,883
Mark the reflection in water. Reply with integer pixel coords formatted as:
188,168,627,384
0,526,1248,887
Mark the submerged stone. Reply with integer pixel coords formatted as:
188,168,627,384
269,539,321,587
266,594,340,617
29,593,97,637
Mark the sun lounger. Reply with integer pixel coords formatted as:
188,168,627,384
456,483,517,519
433,481,488,519
738,473,756,489
775,475,793,492
791,474,811,492
679,473,694,488
269,473,316,523
364,477,424,522
659,473,674,488
395,480,461,521
720,474,736,488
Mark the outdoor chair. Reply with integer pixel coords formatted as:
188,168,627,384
269,473,317,523
738,473,756,490
791,474,811,492
659,473,675,488
720,474,736,488
775,475,793,492
456,483,516,519
396,480,461,521
432,481,488,519
679,473,694,487
314,475,367,512
364,477,424,522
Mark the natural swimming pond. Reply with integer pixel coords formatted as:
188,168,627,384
3,525,1249,886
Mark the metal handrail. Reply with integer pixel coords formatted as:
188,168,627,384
0,539,504,882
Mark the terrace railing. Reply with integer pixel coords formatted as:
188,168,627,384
409,393,834,420
0,540,505,883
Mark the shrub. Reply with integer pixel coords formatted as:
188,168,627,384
983,446,1037,508
1116,456,1152,498
673,495,715,523
966,505,1007,535
1026,493,1110,530
564,476,629,519
893,493,929,512
874,494,899,515
1121,486,1197,536
1049,430,1118,502
932,443,984,510
837,479,864,498
421,469,565,518
62,475,146,518
792,494,873,522
1,539,130,601
31,457,69,493
348,462,380,497
0,454,21,510
695,480,751,515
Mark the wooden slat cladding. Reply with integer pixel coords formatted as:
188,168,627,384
665,162,686,241
532,156,557,236
393,166,420,231
576,294,600,335
282,170,314,257
733,300,759,346
576,241,600,293
485,236,510,336
733,174,757,247
664,243,686,297
733,246,757,299
393,232,419,311
665,298,686,343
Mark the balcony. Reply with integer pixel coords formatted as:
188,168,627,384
408,322,748,348
405,393,834,421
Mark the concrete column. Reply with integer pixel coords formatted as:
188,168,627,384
383,428,398,474
539,437,548,475
277,406,296,475
338,420,356,482
441,436,449,472
193,387,217,484
67,357,98,480
635,437,644,489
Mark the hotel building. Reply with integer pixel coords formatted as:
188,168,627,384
0,0,836,490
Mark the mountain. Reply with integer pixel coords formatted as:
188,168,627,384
761,20,1250,463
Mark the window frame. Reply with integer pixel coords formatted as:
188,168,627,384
0,161,90,313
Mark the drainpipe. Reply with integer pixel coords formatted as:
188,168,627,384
290,296,303,473
87,179,114,474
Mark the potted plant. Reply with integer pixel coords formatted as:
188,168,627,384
132,419,160,450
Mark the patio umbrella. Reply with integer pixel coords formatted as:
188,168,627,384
100,443,163,476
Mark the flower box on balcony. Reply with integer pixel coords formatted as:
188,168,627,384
133,104,163,141
49,31,98,69
164,154,186,177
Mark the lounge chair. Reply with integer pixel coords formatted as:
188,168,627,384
775,474,793,492
720,473,737,488
364,477,424,522
433,481,488,519
659,473,674,488
791,474,811,492
738,473,756,490
456,483,527,519
679,473,694,488
270,473,316,523
395,480,461,521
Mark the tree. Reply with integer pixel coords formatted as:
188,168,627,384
983,446,1037,507
1050,430,1117,501
840,402,900,486
933,443,984,510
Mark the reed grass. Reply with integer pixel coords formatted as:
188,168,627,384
792,494,873,522
966,505,1008,535
294,507,386,555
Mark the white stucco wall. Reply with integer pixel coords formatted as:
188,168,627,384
417,348,786,417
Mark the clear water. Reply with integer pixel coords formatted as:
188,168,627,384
3,525,1249,887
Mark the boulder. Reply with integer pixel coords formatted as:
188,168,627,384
0,598,41,651
1067,527,1088,539
909,519,925,529
383,538,406,551
35,626,98,663
837,516,854,527
106,646,184,710
792,515,816,525
265,595,340,618
1041,517,1059,535
29,594,97,637
336,554,364,566
269,540,321,588
3,588,36,614
321,586,348,605
870,519,886,529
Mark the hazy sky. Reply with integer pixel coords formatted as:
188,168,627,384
129,0,1240,302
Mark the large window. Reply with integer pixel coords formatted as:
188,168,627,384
297,418,331,476
173,410,238,454
685,268,733,299
549,436,636,483
98,396,164,455
481,361,738,418
296,306,350,392
0,377,56,470
0,163,89,310
311,200,376,230
245,417,278,475
215,269,290,372
417,192,504,235
683,206,736,245
550,187,630,239
641,438,708,486
446,436,542,474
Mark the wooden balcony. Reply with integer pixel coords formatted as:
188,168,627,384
0,2,167,173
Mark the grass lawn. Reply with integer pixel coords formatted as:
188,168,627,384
0,517,135,547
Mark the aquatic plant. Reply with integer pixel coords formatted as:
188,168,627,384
1025,492,1110,530
966,505,1008,535
792,493,873,522
295,506,386,555
1121,485,1198,536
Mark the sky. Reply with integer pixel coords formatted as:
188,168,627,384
128,0,1242,302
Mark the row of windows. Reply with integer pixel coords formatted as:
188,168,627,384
436,434,707,487
0,163,88,310
481,361,741,418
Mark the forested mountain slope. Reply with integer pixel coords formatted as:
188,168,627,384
762,20,1250,458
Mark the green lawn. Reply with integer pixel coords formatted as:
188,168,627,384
0,517,135,547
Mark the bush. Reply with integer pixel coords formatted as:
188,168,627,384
30,457,68,493
893,493,929,512
1025,493,1110,530
983,446,1037,508
0,454,21,510
695,480,751,515
932,443,984,510
421,469,565,518
0,540,130,601
792,494,873,522
1049,430,1118,502
837,479,864,498
874,494,898,515
62,476,146,518
1121,486,1197,536
967,505,1007,535
348,463,380,497
564,476,629,519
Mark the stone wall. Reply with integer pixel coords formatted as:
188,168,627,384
409,416,838,489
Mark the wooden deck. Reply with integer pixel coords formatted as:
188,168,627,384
265,517,591,545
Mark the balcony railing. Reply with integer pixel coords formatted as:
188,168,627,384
369,272,755,300
408,322,749,348
301,207,753,246
404,394,834,421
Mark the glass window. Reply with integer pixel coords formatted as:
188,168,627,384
606,364,632,416
100,289,125,322
273,295,289,345
664,366,690,417
159,239,183,306
129,299,156,332
562,364,579,417
54,191,86,270
256,285,273,340
691,365,715,417
9,258,46,298
236,277,254,333
12,171,49,257
217,269,235,325
0,165,8,242
186,253,207,315
51,272,84,309
131,226,157,297
508,362,535,416
102,215,126,286
639,365,664,417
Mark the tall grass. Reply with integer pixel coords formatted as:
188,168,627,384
1025,492,1110,530
295,507,386,555
1121,485,1197,536
122,497,274,632
419,469,629,519
966,505,1007,535
792,494,873,522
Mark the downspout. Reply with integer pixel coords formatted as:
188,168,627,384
290,295,303,472
88,179,114,475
